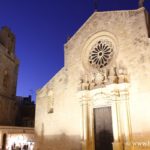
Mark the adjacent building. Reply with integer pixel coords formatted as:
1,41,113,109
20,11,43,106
0,27,35,150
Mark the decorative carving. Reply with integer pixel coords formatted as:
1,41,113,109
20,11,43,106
80,66,129,91
89,39,114,69
80,77,90,90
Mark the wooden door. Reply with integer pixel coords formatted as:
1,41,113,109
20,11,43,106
94,107,113,150
2,133,7,150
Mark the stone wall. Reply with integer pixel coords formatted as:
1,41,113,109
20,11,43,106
0,27,19,125
0,42,19,98
0,96,18,125
35,68,82,150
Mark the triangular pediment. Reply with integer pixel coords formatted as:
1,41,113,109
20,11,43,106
64,7,145,49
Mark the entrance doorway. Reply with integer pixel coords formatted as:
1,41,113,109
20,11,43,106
2,133,7,150
94,107,113,150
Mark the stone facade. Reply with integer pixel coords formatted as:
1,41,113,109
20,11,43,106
35,7,150,150
0,27,19,125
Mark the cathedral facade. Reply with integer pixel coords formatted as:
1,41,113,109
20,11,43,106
35,7,150,150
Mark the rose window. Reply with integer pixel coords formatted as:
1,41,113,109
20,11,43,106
89,40,114,69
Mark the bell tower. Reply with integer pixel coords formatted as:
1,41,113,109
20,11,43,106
0,26,19,125
0,26,16,55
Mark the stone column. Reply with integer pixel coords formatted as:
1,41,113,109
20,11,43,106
79,90,94,150
109,84,124,150
110,83,133,150
88,95,95,150
119,83,132,150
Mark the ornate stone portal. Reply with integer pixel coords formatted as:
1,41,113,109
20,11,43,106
79,32,132,150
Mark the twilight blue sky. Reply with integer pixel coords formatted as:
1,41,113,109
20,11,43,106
0,0,149,101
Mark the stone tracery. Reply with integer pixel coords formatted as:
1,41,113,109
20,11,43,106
89,39,114,69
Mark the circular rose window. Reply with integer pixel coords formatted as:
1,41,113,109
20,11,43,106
89,39,114,69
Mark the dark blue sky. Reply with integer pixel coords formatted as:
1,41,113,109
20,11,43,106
0,0,149,100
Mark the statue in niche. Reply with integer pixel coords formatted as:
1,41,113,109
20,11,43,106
82,80,90,90
80,74,90,90
90,79,96,90
95,72,105,87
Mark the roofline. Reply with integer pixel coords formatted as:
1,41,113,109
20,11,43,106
64,7,145,46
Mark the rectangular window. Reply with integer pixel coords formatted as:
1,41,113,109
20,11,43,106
47,91,54,113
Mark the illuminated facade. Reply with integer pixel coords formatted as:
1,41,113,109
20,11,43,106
35,7,150,150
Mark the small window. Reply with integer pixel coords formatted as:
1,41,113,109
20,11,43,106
48,108,54,113
3,70,9,88
47,90,54,114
